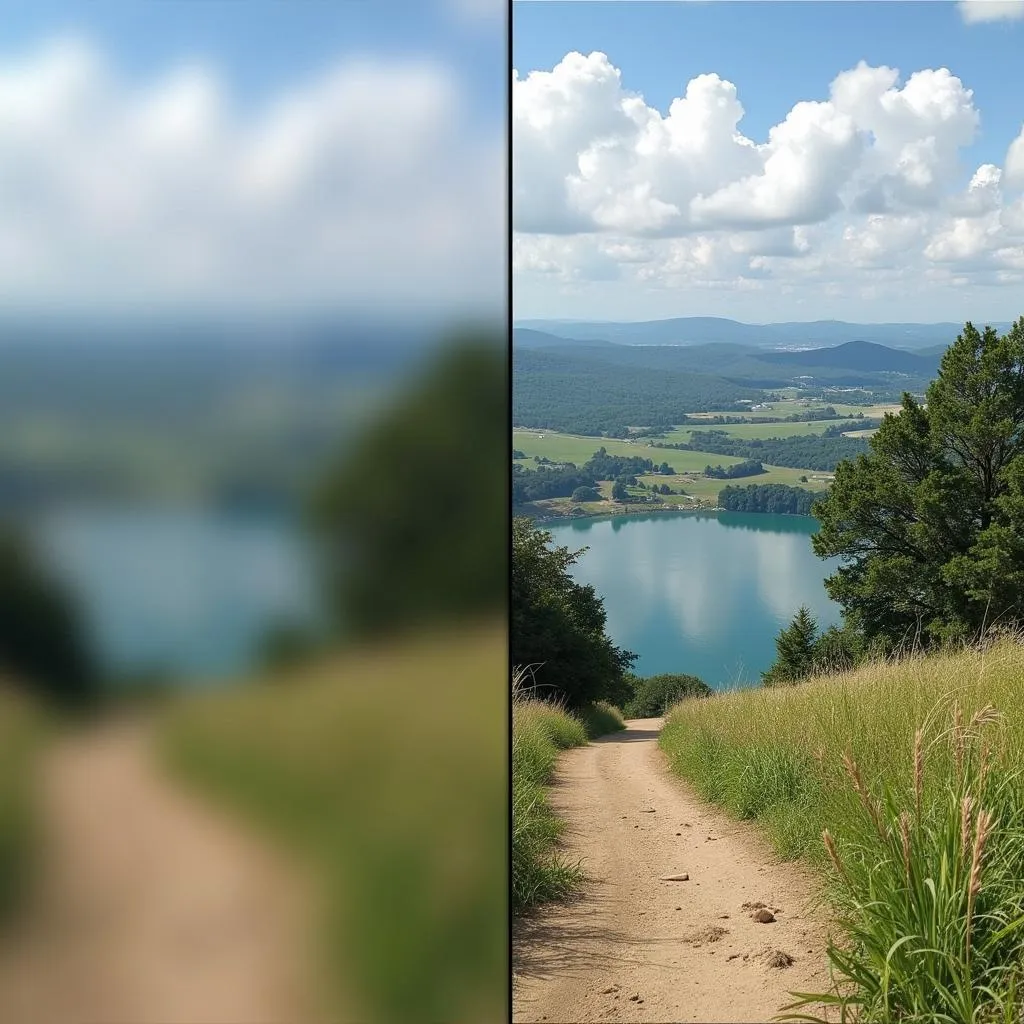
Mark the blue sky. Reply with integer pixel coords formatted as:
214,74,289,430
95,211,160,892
513,2,1024,323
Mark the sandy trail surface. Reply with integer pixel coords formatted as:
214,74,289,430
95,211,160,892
513,718,834,1023
0,714,326,1023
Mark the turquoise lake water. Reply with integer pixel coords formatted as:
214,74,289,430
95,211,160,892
546,510,844,689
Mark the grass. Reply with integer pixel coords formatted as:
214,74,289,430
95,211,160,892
161,624,507,1024
0,686,44,927
659,640,1024,1021
580,700,627,739
661,421,860,442
511,429,747,470
512,692,589,912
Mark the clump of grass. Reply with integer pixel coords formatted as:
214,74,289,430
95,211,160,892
659,641,1024,1021
580,701,626,739
512,676,589,912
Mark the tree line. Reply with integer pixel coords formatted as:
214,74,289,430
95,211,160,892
718,483,823,515
704,459,765,479
654,430,869,471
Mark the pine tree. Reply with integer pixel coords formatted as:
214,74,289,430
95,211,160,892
762,606,819,686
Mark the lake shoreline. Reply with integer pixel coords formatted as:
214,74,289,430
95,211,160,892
514,501,816,525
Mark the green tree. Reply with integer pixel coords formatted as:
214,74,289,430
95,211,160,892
762,606,819,686
0,525,97,708
812,318,1024,650
310,336,505,638
571,486,602,503
611,480,629,501
511,518,635,708
623,672,711,717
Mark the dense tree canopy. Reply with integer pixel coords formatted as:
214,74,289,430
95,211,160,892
812,318,1024,649
311,336,505,637
704,459,765,480
718,483,822,515
511,517,635,708
655,431,868,472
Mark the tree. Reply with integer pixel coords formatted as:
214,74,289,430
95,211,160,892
762,606,819,686
623,673,711,717
571,486,602,503
511,518,635,708
799,475,808,483
0,525,97,708
310,335,505,637
813,318,1024,649
612,480,629,501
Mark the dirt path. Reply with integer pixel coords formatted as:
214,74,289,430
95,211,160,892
513,718,834,1023
0,714,326,1023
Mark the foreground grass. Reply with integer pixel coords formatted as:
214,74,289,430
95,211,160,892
660,642,1024,1021
512,697,589,913
161,625,506,1024
0,687,44,927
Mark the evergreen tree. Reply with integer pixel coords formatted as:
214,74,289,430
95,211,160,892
813,318,1024,649
762,606,819,686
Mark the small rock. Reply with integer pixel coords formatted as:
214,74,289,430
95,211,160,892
742,901,767,911
675,906,682,910
643,808,656,813
726,953,740,961
660,873,690,881
766,950,794,969
629,993,642,1002
719,914,730,919
675,832,682,836
602,985,620,994
752,908,776,924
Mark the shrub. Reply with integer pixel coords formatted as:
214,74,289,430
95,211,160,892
580,701,626,739
570,486,602,503
623,673,711,718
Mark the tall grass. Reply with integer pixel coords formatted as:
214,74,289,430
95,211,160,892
512,673,589,913
162,625,507,1024
0,686,44,927
659,641,1024,1021
580,700,626,740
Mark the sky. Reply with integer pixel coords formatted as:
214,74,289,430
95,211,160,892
0,0,506,318
513,1,1024,323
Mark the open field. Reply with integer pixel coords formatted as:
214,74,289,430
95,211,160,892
685,399,901,421
511,430,747,471
163,624,506,1024
659,641,1024,1020
661,420,861,442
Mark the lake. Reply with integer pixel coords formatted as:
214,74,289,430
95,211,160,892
546,510,843,689
34,507,325,683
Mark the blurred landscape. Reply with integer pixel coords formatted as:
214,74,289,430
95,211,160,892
0,1,506,1022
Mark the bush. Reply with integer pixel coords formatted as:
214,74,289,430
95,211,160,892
570,486,602,503
623,673,711,718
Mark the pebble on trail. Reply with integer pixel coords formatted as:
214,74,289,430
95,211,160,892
660,872,690,881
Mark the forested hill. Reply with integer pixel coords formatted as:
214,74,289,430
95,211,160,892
513,348,763,435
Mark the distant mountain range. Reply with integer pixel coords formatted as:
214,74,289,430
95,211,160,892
513,317,1010,351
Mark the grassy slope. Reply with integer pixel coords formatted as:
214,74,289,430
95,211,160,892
511,429,746,470
0,688,44,927
162,625,506,1024
660,643,1024,1019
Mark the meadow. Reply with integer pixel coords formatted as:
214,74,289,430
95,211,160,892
661,420,864,442
511,430,747,471
162,625,507,1024
660,641,1024,1021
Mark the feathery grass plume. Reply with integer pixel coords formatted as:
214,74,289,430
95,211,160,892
961,795,974,861
979,741,992,792
841,749,883,838
822,829,851,888
966,807,995,969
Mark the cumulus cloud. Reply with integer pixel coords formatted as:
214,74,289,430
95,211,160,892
959,0,1024,23
513,51,1024,318
0,35,504,313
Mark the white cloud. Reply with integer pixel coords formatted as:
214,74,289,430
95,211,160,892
959,0,1024,23
0,35,504,314
1006,125,1024,189
514,51,1024,320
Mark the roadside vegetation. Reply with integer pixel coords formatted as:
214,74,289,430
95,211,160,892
660,640,1024,1021
0,688,44,927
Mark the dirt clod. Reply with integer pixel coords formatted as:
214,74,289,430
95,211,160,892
766,950,794,969
751,909,776,924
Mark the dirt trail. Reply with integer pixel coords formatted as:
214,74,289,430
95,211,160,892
513,718,834,1023
0,714,326,1023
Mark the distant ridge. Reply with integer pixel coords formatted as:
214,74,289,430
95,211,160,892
513,317,1011,351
